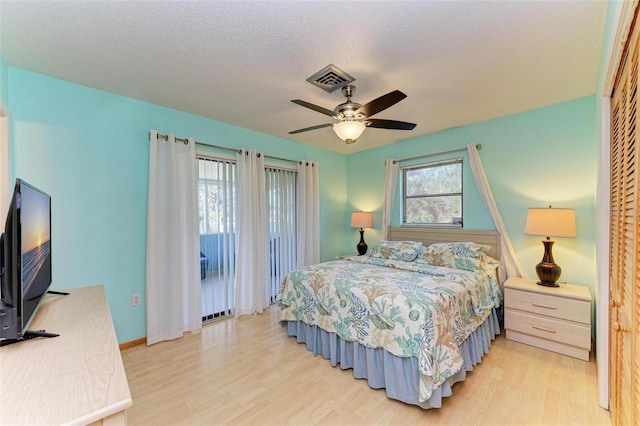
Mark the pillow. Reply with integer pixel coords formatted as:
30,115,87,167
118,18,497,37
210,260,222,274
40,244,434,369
368,240,423,262
480,256,500,279
414,241,491,271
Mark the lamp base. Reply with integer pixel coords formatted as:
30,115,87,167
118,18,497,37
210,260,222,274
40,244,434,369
534,239,562,287
357,229,368,255
535,260,561,287
536,280,560,288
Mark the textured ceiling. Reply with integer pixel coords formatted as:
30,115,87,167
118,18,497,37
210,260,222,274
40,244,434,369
0,1,607,154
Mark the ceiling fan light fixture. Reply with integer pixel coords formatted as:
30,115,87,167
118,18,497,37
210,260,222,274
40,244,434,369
333,121,366,141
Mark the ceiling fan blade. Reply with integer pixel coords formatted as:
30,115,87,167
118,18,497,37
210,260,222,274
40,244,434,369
366,119,416,130
291,100,336,117
356,90,407,118
288,123,333,134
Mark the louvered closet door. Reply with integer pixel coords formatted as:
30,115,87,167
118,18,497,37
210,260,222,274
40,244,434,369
609,7,640,426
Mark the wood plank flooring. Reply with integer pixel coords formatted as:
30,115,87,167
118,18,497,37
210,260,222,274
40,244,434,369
121,305,611,425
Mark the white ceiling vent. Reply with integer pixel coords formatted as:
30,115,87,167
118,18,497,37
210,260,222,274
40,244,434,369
306,64,355,93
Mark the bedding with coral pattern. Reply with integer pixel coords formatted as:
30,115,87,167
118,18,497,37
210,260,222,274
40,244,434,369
277,254,501,402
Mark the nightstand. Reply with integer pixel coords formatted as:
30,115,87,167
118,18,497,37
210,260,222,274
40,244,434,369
337,254,358,259
504,276,591,361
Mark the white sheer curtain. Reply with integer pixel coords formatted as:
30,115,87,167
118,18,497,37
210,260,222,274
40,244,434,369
380,159,399,240
467,143,528,282
296,161,320,267
235,149,269,316
146,130,201,345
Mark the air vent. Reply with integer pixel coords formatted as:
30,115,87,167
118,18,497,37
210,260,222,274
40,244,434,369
306,64,355,93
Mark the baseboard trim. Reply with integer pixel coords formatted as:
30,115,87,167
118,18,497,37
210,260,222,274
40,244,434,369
119,337,146,350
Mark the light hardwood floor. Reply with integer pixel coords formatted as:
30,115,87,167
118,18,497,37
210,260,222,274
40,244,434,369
121,305,611,425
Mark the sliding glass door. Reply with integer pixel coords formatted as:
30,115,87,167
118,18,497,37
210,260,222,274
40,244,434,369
198,156,297,323
198,156,236,322
266,167,297,301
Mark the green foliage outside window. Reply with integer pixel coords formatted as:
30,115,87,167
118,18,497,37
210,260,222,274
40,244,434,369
403,159,462,226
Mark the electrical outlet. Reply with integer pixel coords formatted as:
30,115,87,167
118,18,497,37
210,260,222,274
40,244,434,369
132,294,141,306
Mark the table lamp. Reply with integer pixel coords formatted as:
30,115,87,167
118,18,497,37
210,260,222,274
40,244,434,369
524,206,576,287
351,211,373,255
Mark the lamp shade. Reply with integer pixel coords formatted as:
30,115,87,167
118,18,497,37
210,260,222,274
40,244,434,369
351,211,373,228
524,207,576,238
333,121,366,141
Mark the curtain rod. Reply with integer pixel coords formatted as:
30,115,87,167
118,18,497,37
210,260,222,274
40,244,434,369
154,132,298,164
393,143,481,164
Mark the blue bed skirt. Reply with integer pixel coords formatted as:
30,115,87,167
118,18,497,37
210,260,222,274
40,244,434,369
281,308,500,409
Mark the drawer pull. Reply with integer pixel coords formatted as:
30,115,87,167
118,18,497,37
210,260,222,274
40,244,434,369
532,303,556,310
532,325,557,333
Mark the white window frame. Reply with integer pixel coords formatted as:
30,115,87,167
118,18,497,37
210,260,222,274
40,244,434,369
401,157,463,227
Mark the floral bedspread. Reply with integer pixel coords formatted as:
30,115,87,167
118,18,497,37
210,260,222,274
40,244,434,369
276,256,501,402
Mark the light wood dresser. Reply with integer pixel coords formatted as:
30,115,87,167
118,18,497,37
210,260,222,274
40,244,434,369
504,276,592,361
0,285,132,425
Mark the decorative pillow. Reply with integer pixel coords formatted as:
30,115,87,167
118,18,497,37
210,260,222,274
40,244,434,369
368,240,423,262
479,255,500,276
415,241,491,271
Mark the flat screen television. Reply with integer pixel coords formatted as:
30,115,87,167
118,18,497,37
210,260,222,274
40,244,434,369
0,179,55,345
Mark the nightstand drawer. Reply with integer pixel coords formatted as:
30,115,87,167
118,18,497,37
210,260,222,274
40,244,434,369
505,308,591,349
504,288,590,324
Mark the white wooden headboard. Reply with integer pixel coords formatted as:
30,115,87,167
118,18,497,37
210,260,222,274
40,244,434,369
388,227,501,260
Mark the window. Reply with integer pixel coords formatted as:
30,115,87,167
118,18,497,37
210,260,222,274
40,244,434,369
198,159,236,234
402,158,463,226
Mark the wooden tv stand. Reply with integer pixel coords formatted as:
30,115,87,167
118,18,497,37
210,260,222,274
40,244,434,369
0,285,132,425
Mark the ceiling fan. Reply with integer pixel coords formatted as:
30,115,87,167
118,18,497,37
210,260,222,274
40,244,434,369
289,85,417,144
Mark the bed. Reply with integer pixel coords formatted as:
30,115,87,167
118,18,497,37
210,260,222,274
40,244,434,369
276,227,503,409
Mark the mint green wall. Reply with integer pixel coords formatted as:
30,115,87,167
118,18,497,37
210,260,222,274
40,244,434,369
7,67,347,343
347,96,598,299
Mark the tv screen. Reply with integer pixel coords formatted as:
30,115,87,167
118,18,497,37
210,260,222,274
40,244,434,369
0,179,52,341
